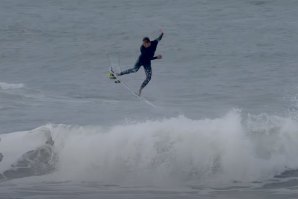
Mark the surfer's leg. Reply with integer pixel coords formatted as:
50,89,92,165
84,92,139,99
118,59,141,76
138,64,152,96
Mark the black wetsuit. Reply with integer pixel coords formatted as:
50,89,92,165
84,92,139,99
119,33,163,90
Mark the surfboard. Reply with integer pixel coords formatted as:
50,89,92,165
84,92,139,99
107,67,157,108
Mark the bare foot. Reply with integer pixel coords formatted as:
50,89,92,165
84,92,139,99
138,89,142,96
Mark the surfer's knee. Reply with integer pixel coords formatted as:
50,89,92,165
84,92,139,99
132,68,138,73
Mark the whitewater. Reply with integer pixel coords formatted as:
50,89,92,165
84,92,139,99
1,0,298,198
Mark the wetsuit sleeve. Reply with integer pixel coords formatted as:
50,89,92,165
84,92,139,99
155,33,164,42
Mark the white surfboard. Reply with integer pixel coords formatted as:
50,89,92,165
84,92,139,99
107,67,157,108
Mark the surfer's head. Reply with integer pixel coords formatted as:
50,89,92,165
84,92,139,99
142,37,151,48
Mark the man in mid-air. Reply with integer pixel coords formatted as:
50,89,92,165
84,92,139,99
111,32,164,96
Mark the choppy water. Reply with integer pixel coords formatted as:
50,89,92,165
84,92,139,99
1,0,298,198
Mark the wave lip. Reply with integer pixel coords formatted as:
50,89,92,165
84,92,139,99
0,126,56,182
0,82,24,90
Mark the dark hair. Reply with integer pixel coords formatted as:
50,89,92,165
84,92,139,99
143,37,150,43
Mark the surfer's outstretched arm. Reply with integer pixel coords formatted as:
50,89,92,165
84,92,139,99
155,32,164,42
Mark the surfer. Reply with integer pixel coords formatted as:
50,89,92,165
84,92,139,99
115,32,164,96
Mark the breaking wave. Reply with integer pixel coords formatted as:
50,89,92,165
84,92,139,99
1,110,298,186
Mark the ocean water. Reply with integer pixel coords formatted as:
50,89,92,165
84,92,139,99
1,0,298,198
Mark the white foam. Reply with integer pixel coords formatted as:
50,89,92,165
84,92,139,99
2,110,298,186
0,82,24,90
0,126,52,173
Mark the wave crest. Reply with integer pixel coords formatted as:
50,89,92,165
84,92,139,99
1,110,298,186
